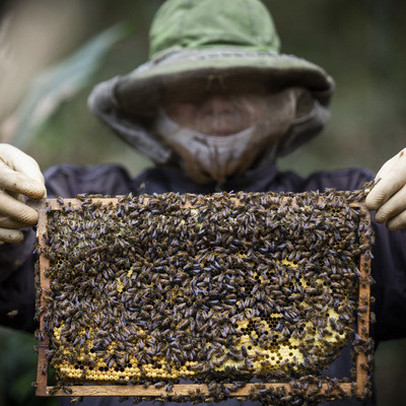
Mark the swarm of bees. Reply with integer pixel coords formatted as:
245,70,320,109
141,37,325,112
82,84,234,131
35,185,375,404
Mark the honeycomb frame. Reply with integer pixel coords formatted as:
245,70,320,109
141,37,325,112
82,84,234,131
33,193,373,400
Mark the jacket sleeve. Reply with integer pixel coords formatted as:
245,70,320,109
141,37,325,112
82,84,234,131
0,229,38,332
371,222,406,341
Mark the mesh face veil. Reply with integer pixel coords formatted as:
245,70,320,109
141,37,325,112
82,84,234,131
155,88,302,184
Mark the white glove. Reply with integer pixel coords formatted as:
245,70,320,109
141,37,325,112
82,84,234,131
365,148,406,231
0,144,46,243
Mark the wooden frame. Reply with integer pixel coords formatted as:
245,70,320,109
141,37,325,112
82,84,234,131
34,197,372,399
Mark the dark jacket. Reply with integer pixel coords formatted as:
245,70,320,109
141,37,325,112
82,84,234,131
0,161,405,406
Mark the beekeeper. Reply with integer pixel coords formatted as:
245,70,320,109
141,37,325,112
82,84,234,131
0,1,404,406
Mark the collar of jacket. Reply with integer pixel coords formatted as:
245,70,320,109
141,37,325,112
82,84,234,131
133,160,288,195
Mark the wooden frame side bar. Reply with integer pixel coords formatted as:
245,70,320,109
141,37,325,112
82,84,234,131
354,205,372,398
36,201,51,396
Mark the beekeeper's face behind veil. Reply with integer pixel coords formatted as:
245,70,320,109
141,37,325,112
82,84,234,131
88,0,334,185
155,86,310,185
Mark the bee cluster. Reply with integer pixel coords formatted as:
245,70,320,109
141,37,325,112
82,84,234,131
36,186,374,404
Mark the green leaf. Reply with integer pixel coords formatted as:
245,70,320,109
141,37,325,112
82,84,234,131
9,370,36,402
12,23,130,148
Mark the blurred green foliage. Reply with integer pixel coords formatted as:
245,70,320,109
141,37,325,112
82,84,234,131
1,0,405,405
0,328,56,406
375,339,406,405
12,23,130,148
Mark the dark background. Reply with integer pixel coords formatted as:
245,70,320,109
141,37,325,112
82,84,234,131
0,0,405,405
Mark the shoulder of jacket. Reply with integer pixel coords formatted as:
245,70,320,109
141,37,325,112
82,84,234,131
305,167,374,191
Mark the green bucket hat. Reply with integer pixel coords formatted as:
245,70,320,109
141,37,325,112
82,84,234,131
89,0,335,165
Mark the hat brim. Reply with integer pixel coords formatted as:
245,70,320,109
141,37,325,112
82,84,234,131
113,49,335,116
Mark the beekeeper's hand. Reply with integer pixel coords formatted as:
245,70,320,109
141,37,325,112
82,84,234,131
366,148,406,231
0,144,46,244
